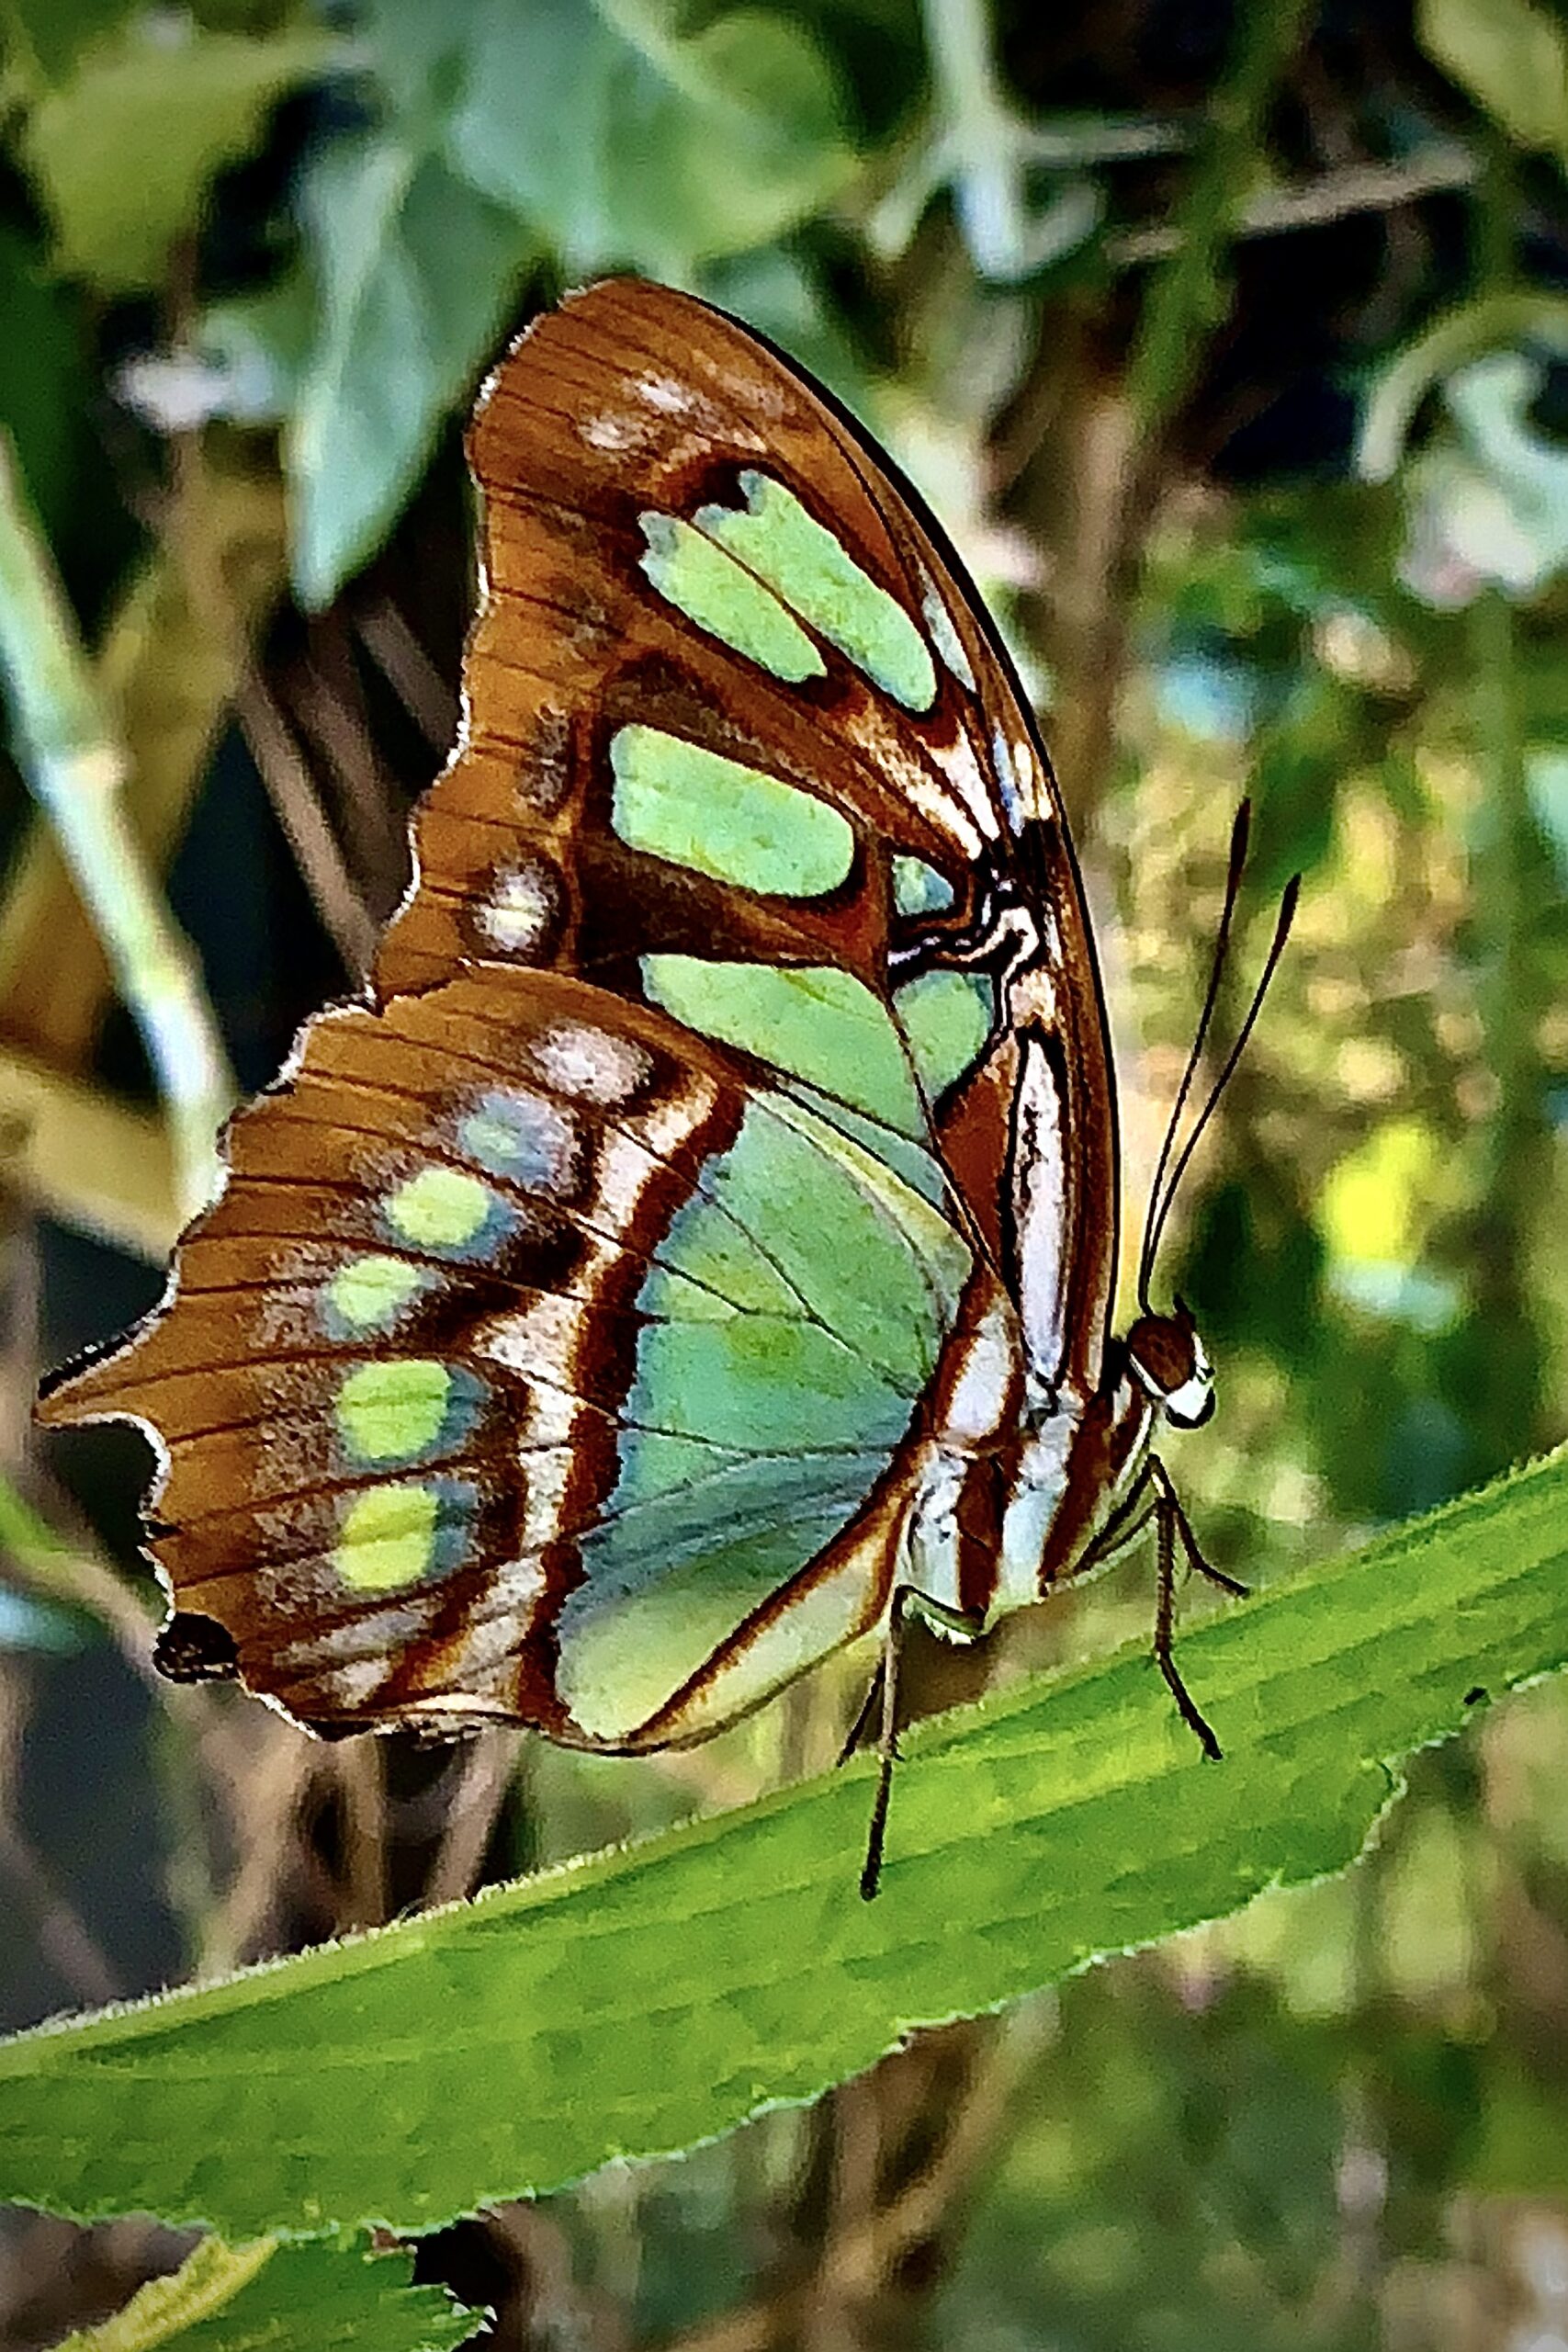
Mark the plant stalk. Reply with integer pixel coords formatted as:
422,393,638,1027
0,432,233,1222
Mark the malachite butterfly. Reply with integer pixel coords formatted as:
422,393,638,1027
39,279,1296,1897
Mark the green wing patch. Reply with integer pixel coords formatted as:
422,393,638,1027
611,725,854,897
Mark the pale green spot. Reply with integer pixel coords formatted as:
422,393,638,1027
641,956,922,1135
895,970,994,1098
696,472,937,713
333,1484,440,1592
324,1255,425,1336
337,1360,452,1465
384,1167,492,1252
891,854,954,917
638,512,824,684
611,725,854,898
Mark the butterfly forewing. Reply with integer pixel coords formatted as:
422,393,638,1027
40,277,1118,1748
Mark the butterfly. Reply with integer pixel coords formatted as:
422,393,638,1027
39,279,1295,1898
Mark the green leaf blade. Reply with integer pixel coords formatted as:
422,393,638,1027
1418,0,1568,164
46,2234,480,2352
446,0,854,277
0,1450,1563,2238
22,22,332,292
288,138,536,611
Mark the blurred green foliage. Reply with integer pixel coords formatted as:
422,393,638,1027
1,0,1567,2345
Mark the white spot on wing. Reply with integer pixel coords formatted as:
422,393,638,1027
919,572,977,693
446,1562,549,1668
532,1023,652,1105
477,1295,585,1374
589,1128,662,1227
516,1452,573,1553
629,1073,721,1159
636,369,725,422
1011,1035,1069,1395
478,862,556,956
581,410,640,453
992,724,1024,836
516,1385,578,1448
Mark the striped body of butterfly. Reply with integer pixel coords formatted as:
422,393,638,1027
39,280,1293,1895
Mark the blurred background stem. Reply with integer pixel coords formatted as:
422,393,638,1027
0,433,232,1221
871,0,1176,279
1124,0,1313,440
1461,586,1554,1476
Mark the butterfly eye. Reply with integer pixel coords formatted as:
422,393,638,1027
1164,1372,1216,1430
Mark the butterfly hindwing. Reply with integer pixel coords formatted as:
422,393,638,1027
42,967,969,1738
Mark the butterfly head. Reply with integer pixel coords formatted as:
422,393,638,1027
1125,1298,1215,1429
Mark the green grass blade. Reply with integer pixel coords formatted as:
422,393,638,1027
1,1449,1563,2236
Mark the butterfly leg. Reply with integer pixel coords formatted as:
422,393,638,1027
837,1658,885,1768
1080,1458,1157,1569
1148,1453,1248,1598
860,1592,908,1903
1145,1454,1244,1760
859,1586,986,1901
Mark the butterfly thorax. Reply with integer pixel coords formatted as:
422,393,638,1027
902,1295,1158,1635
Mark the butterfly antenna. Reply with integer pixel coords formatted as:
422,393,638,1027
1137,802,1252,1313
1141,860,1302,1298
